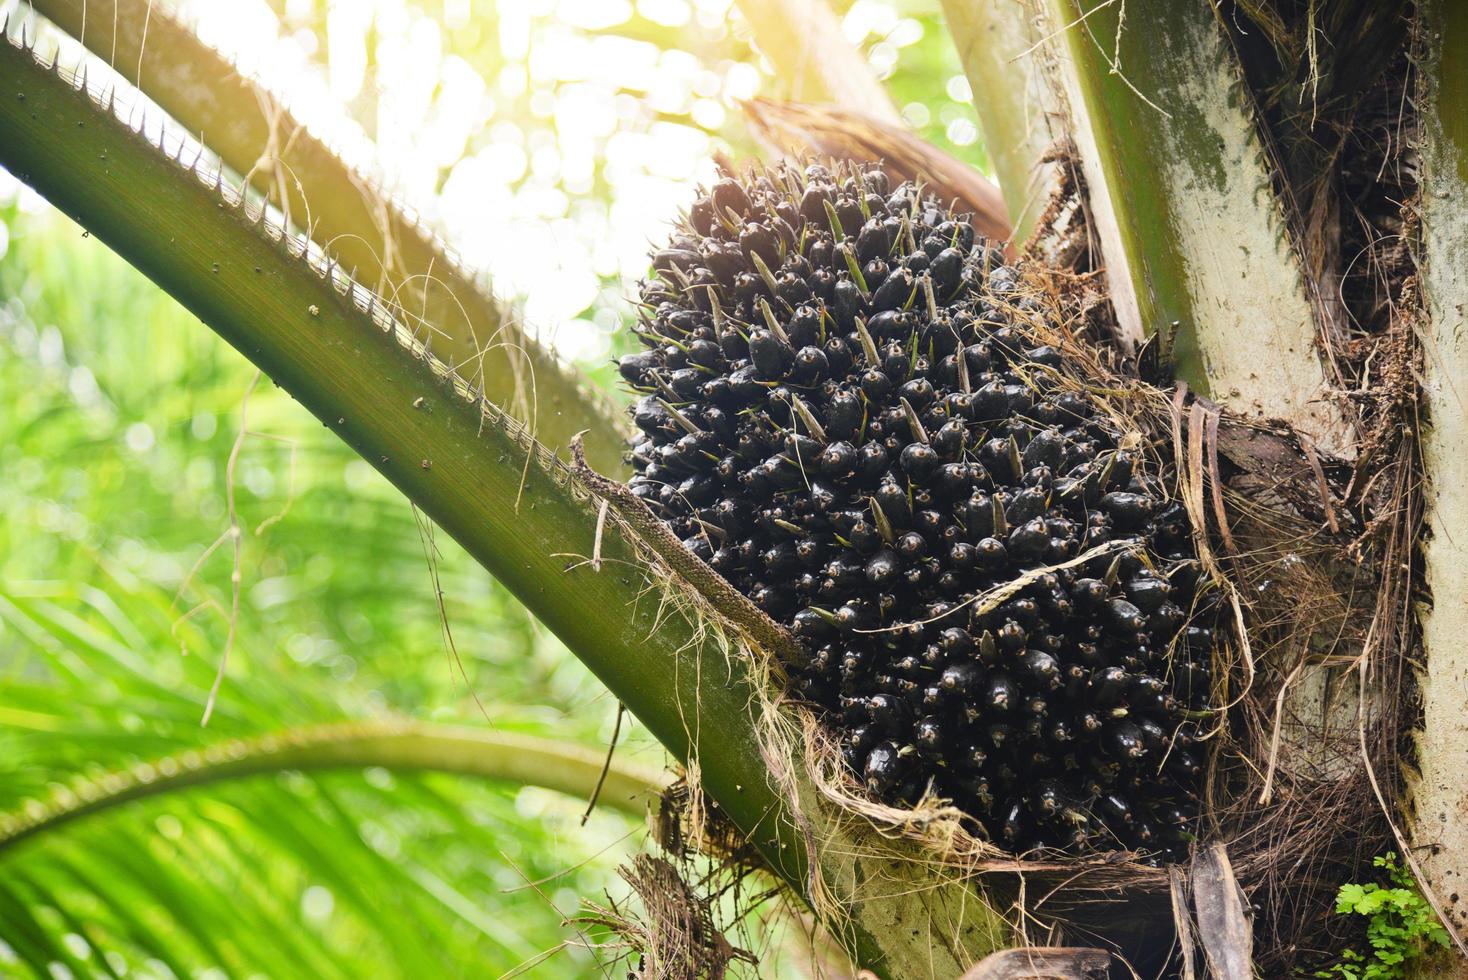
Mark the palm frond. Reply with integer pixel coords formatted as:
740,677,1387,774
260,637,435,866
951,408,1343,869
0,768,644,976
21,0,630,472
0,576,654,978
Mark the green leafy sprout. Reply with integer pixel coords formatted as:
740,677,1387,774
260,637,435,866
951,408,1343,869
1316,853,1451,980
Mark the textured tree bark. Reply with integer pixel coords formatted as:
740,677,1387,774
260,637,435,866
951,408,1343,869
1411,0,1468,939
1040,0,1349,457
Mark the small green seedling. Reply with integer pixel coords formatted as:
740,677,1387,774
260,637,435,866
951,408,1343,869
1315,853,1450,980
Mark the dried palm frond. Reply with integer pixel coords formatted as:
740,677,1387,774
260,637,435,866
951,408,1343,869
740,97,1012,245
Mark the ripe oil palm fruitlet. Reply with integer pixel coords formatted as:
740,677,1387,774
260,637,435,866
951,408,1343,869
0,0,1463,977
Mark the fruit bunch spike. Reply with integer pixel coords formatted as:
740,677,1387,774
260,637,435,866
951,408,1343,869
619,163,1211,861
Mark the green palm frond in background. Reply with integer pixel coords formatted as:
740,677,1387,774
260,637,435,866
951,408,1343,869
0,208,667,976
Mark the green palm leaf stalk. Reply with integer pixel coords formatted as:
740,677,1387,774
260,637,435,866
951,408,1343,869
24,0,629,474
732,0,901,124
0,719,667,853
939,0,1063,245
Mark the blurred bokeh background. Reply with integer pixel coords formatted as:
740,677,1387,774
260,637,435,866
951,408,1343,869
0,0,987,975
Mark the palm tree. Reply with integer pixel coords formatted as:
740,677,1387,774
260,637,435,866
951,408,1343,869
0,0,1459,976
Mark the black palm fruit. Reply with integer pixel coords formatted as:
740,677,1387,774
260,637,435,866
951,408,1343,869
618,163,1212,862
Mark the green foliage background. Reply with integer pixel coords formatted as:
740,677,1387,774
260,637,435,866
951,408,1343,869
0,197,660,977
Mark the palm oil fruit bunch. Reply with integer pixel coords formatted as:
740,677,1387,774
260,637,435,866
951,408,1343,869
619,163,1211,861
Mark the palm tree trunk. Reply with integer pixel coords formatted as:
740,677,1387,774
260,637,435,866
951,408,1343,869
1409,0,1468,939
1042,0,1348,458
